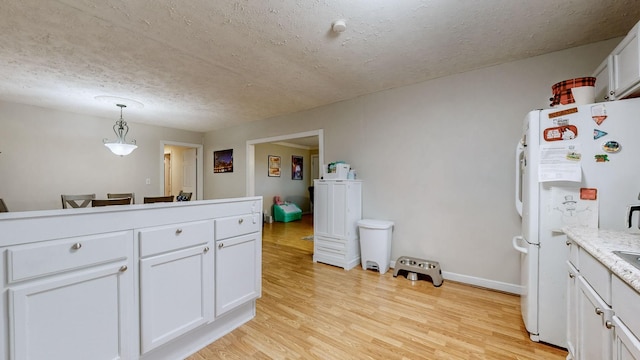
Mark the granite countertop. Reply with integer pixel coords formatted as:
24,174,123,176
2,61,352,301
563,227,640,293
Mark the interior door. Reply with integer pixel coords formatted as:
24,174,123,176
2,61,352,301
183,148,197,197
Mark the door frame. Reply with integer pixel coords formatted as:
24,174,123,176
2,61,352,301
245,129,323,196
159,141,203,200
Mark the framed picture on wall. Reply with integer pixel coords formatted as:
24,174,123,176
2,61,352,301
213,149,233,173
268,155,281,177
291,155,303,180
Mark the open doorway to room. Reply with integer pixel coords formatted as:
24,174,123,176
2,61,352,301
246,130,323,253
161,141,204,201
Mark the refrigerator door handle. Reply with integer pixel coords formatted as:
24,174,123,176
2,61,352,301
515,143,525,217
512,235,528,254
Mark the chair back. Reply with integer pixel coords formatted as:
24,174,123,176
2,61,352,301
92,198,132,207
61,194,96,209
0,199,8,212
107,193,135,204
177,191,192,201
143,195,174,204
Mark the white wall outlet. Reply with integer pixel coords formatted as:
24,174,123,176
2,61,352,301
145,178,151,185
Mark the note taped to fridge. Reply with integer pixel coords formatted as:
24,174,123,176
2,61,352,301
538,143,582,183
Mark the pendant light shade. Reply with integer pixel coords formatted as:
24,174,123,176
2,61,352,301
103,104,137,156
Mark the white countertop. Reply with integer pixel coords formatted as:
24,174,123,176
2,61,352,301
563,227,640,293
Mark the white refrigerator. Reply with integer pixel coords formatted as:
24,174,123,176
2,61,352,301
513,97,640,348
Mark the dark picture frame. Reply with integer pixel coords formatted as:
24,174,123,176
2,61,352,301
268,155,281,177
213,149,233,173
291,155,303,180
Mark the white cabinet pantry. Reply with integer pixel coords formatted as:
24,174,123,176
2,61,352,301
313,179,362,270
0,197,262,360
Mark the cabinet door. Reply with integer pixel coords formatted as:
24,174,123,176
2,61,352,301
329,181,348,238
9,261,133,360
613,316,640,360
578,276,613,360
593,57,613,102
611,24,640,99
567,261,578,359
313,180,330,237
216,232,261,316
139,244,214,353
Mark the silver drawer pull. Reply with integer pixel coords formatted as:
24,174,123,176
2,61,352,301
119,265,128,272
204,246,210,253
605,320,615,329
595,307,603,316
238,218,244,225
71,243,82,250
176,228,183,234
218,243,224,249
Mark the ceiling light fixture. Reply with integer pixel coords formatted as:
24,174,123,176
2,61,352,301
103,104,137,156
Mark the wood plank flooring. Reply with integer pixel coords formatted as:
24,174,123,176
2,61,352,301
189,214,567,359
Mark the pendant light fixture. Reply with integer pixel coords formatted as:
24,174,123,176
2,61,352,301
103,104,137,156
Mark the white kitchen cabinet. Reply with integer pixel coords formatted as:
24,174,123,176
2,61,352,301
215,213,262,317
577,276,613,360
610,21,640,100
313,179,362,270
593,58,614,102
137,220,214,354
5,231,134,360
567,261,579,359
612,275,640,360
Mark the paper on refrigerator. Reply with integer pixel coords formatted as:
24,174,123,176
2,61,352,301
538,143,582,182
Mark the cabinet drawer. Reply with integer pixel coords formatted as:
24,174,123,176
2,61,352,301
139,220,214,257
215,214,260,240
579,248,612,305
612,275,640,337
314,236,346,252
7,231,130,283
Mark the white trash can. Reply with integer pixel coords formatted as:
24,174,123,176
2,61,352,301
357,219,394,274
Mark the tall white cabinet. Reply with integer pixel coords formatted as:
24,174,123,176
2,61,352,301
313,179,362,270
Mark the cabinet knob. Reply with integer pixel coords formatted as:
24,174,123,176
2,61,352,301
175,228,183,234
565,240,571,246
569,273,575,279
119,265,128,272
204,246,210,253
604,96,610,100
218,243,224,249
71,243,82,250
238,218,244,225
595,307,604,316
605,320,615,329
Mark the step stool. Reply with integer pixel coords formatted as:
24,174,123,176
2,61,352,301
393,256,443,287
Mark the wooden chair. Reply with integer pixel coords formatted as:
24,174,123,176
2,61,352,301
143,195,174,204
0,199,8,212
177,191,192,201
61,194,96,209
92,198,132,207
107,193,135,204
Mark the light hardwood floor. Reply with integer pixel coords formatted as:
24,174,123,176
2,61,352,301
189,214,567,359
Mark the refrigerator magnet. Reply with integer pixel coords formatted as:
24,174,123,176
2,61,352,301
602,140,621,153
580,188,597,200
543,125,578,141
593,129,608,140
591,104,607,125
594,154,609,162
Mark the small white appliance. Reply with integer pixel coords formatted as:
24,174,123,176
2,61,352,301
513,97,640,347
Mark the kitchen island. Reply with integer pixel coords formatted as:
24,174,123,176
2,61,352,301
0,197,263,360
563,227,640,359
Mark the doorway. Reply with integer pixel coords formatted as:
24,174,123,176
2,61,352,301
160,141,203,200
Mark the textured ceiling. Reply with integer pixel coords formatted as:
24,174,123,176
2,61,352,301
1,0,639,132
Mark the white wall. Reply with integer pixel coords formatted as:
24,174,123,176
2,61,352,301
255,143,311,215
0,102,203,211
204,38,620,290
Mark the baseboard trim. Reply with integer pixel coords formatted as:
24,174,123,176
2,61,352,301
390,260,520,295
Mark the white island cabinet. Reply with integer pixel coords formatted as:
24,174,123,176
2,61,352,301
0,197,262,360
